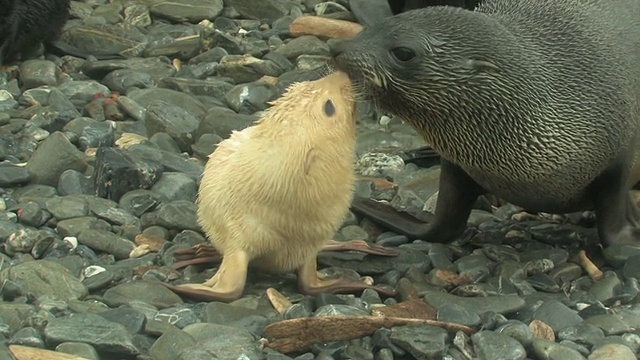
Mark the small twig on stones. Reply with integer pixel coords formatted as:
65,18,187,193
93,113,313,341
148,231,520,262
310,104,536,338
262,315,476,354
266,287,293,313
574,249,604,281
9,345,91,360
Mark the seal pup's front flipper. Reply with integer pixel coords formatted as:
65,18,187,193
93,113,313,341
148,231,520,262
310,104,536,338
161,250,250,302
296,257,396,297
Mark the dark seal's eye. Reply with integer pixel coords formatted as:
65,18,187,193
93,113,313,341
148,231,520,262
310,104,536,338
390,47,416,62
324,99,335,116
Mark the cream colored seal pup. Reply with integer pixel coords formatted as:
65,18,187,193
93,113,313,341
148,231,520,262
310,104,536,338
164,71,397,302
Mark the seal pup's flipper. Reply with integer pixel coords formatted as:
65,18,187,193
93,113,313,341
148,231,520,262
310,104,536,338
297,257,396,297
161,250,250,302
171,239,399,271
351,159,484,242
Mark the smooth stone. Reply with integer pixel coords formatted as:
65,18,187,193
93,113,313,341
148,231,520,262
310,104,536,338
20,60,59,89
77,229,135,260
155,306,199,329
585,314,635,336
588,271,622,303
471,331,527,360
0,164,30,187
58,170,90,196
141,200,200,231
146,0,223,22
98,308,147,335
44,196,89,220
10,326,45,348
389,325,448,360
495,320,534,348
55,342,100,360
44,313,139,355
149,328,196,360
56,217,112,238
532,300,584,332
588,343,636,360
195,107,258,140
436,303,482,327
422,291,525,315
150,172,197,203
204,302,270,324
26,132,87,187
145,101,199,152
0,260,87,301
102,281,183,309
128,88,206,118
532,338,586,360
557,322,606,347
226,0,289,20
180,322,263,359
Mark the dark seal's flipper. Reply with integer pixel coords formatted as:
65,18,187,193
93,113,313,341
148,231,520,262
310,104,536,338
351,159,484,242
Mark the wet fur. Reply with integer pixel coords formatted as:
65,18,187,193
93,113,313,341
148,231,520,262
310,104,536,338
196,71,357,273
0,0,70,63
336,0,640,214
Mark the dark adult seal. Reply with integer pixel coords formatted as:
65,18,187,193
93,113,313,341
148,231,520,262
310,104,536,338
0,0,70,64
0,0,124,65
333,0,640,248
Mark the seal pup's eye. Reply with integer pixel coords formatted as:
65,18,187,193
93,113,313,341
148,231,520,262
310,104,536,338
324,99,335,116
390,47,416,62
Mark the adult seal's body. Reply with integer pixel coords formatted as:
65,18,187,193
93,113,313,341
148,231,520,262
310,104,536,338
333,0,640,248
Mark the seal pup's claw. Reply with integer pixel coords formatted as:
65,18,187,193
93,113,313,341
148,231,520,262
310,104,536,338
297,258,396,297
350,196,433,240
322,239,399,256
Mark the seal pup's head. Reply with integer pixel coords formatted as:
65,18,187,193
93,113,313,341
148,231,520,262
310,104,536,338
332,6,533,151
255,70,357,148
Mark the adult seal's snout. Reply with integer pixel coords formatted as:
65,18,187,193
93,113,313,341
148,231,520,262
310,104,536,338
336,0,640,249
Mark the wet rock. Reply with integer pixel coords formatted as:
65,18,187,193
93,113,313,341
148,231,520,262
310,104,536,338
44,313,139,355
26,132,87,187
147,0,224,22
388,325,447,359
472,331,527,360
145,101,200,152
0,260,87,300
93,147,163,202
102,281,182,309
